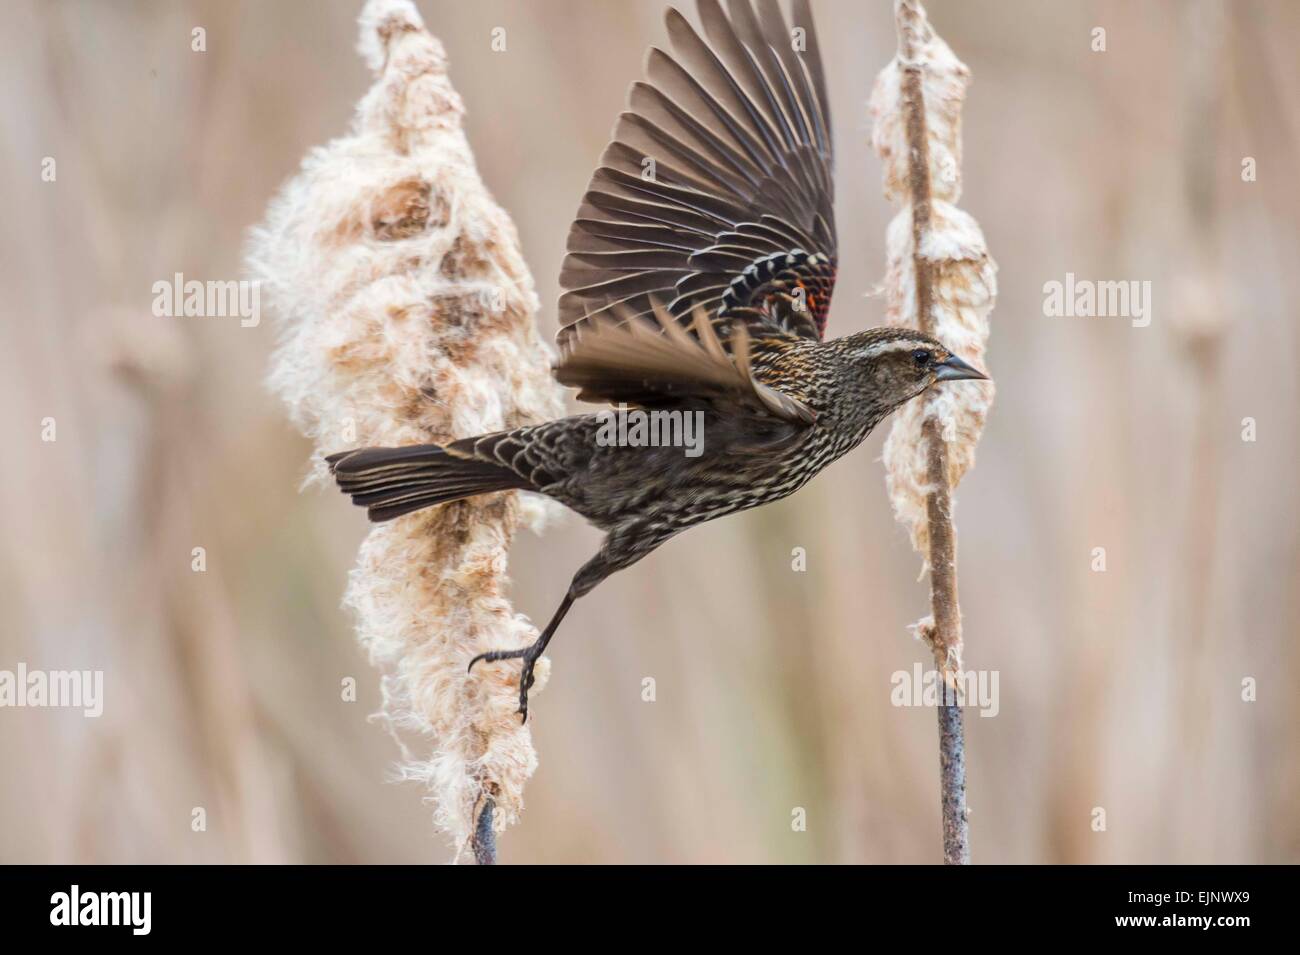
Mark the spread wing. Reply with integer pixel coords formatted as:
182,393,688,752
557,0,836,350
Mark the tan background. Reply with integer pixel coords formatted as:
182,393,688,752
1,0,1296,863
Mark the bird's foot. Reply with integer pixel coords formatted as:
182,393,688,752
468,645,541,722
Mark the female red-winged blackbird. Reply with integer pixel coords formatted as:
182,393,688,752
328,0,986,718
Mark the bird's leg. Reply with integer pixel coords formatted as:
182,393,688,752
467,551,616,720
468,591,576,721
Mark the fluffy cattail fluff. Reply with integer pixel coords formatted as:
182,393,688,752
250,0,565,858
869,0,995,670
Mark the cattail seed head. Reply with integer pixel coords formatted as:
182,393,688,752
870,0,995,566
250,0,564,856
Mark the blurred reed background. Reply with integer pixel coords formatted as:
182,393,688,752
1,0,1296,864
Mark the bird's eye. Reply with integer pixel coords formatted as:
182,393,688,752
911,349,932,367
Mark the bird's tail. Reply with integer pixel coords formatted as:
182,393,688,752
326,443,525,523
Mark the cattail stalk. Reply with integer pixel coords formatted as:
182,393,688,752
251,0,565,863
870,0,996,865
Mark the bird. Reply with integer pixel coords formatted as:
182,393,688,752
326,0,987,720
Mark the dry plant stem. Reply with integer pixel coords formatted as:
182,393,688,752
937,695,969,863
472,797,497,865
899,4,969,866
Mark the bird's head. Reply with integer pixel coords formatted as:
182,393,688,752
833,327,988,415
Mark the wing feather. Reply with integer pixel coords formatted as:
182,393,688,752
555,301,814,427
558,0,836,344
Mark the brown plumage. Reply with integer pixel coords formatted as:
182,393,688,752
327,0,987,719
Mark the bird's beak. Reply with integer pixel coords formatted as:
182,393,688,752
934,354,988,382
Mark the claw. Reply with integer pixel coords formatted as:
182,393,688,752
516,658,540,719
467,647,527,673
467,590,575,723
468,646,540,720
